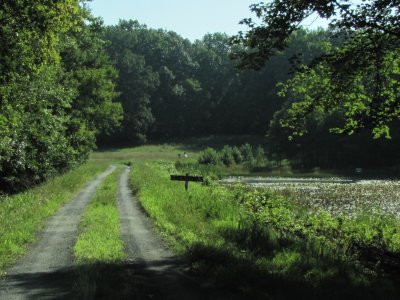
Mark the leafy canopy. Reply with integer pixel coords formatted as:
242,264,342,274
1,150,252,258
233,0,400,138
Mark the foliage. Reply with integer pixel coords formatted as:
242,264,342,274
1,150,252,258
0,2,121,192
231,146,243,164
0,67,94,192
236,187,400,261
251,145,268,168
104,20,161,144
219,146,235,167
198,147,220,165
127,147,400,299
239,143,254,162
197,144,268,168
60,14,123,137
279,53,400,139
0,0,81,79
233,0,400,138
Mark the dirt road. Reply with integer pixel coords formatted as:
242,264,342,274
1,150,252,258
0,166,116,300
116,166,206,300
0,165,211,299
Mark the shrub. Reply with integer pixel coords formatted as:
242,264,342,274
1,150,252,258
198,147,219,165
232,146,243,164
240,143,253,162
252,145,267,168
220,146,235,167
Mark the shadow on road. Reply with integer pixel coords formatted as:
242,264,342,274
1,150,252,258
4,250,400,300
1,258,211,300
1,268,76,300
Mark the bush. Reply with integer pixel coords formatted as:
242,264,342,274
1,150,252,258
232,146,243,164
220,146,235,167
252,145,267,168
198,147,220,165
240,143,254,162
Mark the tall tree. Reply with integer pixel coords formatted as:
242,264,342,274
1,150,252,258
60,11,122,137
233,0,400,138
105,20,159,144
0,0,81,79
1,1,121,192
1,0,84,192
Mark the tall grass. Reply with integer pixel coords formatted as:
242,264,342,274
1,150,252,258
130,161,241,253
0,161,109,274
130,159,400,299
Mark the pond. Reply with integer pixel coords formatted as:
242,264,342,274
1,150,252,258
220,176,400,218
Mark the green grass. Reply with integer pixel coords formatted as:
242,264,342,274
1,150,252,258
128,156,400,299
92,143,199,164
130,161,241,253
72,166,126,299
2,141,400,298
0,161,109,275
74,166,125,263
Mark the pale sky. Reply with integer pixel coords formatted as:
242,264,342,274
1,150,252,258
87,0,328,41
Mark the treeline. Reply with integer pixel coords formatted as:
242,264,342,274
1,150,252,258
0,1,122,192
2,1,399,193
101,21,400,170
99,21,328,143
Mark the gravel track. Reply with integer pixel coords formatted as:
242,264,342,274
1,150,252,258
0,165,211,299
0,165,116,300
117,166,206,300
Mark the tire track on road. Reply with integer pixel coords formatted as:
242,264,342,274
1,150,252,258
118,166,206,300
0,165,116,300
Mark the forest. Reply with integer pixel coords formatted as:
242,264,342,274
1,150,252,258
1,0,400,193
2,1,400,298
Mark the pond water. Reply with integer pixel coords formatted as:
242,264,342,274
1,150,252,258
220,176,400,218
220,176,355,186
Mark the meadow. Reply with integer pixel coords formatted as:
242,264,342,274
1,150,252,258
122,144,400,299
1,142,400,299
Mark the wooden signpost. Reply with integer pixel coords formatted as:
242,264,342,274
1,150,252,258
170,173,203,190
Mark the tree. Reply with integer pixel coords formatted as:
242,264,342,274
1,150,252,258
189,33,238,134
60,12,122,137
0,64,93,192
233,0,400,138
219,28,330,135
105,21,160,144
278,56,400,138
1,1,121,192
0,0,81,80
1,0,84,192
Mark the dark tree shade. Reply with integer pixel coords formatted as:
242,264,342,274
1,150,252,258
233,0,400,138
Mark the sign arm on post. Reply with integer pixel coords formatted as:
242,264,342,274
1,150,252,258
170,173,204,190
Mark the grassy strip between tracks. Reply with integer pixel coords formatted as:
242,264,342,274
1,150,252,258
0,161,110,275
130,160,400,300
73,165,126,299
74,165,125,263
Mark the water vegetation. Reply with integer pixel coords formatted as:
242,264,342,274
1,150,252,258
127,144,400,299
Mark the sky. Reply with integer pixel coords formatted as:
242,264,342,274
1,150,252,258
87,0,328,41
